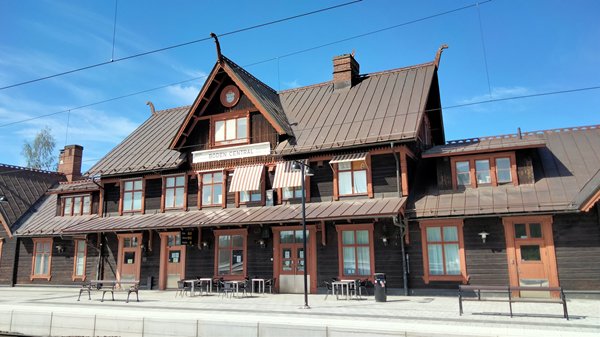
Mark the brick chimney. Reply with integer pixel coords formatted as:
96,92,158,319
58,145,83,182
332,53,360,91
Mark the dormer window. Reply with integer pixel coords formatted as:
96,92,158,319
450,152,518,190
213,114,248,146
62,195,91,216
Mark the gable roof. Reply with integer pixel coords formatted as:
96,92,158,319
86,106,189,177
170,55,292,150
276,62,437,154
0,164,63,235
409,125,600,218
572,168,600,212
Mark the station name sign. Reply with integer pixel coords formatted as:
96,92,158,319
192,142,271,163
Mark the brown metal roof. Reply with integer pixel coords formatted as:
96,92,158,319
410,125,600,218
276,62,437,155
48,179,99,193
422,131,547,158
13,194,98,236
20,197,405,235
222,56,293,135
0,164,63,230
86,106,189,177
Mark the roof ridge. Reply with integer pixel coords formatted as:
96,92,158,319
222,55,278,94
154,105,191,115
446,124,600,145
0,163,61,175
278,61,436,94
58,178,93,185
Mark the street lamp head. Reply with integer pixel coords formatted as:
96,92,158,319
292,162,301,170
305,167,314,177
0,196,7,202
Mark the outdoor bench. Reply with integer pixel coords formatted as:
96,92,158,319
458,285,569,320
77,280,140,303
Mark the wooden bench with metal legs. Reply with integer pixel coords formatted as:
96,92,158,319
458,285,569,320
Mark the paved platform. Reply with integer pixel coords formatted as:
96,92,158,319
0,287,598,336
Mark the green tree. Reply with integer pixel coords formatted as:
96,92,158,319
22,126,57,171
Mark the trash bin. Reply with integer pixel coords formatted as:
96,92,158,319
374,273,386,302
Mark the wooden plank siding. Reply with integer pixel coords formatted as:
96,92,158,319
103,183,120,215
15,235,100,285
553,209,600,290
309,162,333,202
0,222,16,285
371,154,401,198
251,113,278,149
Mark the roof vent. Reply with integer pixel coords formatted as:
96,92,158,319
146,101,156,115
332,52,360,91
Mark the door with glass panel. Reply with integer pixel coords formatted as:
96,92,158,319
117,234,142,282
513,223,550,297
159,232,186,289
278,229,311,293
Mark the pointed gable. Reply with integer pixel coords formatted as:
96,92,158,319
170,55,292,150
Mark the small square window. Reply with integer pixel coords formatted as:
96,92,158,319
529,223,542,238
515,224,527,238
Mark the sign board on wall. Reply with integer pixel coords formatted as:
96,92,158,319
180,229,194,246
192,142,271,163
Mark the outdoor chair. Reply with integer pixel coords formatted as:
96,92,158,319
323,281,333,300
221,281,235,298
265,278,276,294
358,279,369,296
212,278,222,293
238,279,249,297
175,280,190,297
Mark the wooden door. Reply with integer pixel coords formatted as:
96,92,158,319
159,232,186,290
117,234,142,282
503,217,560,298
273,226,317,294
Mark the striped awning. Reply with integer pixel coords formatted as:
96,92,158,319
272,161,307,189
229,164,264,192
329,152,368,164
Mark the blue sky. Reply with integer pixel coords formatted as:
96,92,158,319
1,0,599,172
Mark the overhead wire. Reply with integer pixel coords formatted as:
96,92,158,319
0,0,495,128
0,0,363,91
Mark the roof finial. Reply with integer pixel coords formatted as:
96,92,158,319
434,44,449,68
210,32,223,63
146,101,156,115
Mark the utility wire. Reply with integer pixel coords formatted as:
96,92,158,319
0,0,494,128
476,2,492,98
0,0,362,91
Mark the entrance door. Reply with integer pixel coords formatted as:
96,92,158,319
159,232,186,290
273,226,317,293
503,217,560,298
117,233,142,282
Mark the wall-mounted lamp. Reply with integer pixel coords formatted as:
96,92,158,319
381,235,389,246
478,231,490,243
55,245,64,253
257,239,266,249
0,196,7,202
200,241,209,250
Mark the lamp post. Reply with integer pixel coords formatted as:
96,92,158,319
292,160,313,309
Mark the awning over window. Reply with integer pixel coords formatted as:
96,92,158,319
329,152,368,164
272,161,307,189
229,164,264,192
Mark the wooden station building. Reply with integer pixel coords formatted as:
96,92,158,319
3,42,599,294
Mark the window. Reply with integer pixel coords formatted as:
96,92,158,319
475,160,491,184
450,152,518,189
31,238,53,280
514,223,542,239
164,175,186,209
214,230,247,279
336,224,374,278
122,179,143,212
240,190,261,203
72,239,87,280
419,220,467,284
282,186,303,200
338,161,368,196
455,161,470,187
201,172,223,207
62,195,91,216
496,157,512,184
214,116,248,145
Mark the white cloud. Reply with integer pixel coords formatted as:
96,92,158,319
458,86,531,105
165,84,200,105
282,79,301,89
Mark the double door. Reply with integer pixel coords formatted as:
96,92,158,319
274,226,317,294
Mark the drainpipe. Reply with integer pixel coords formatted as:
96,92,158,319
391,142,409,296
11,237,19,287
